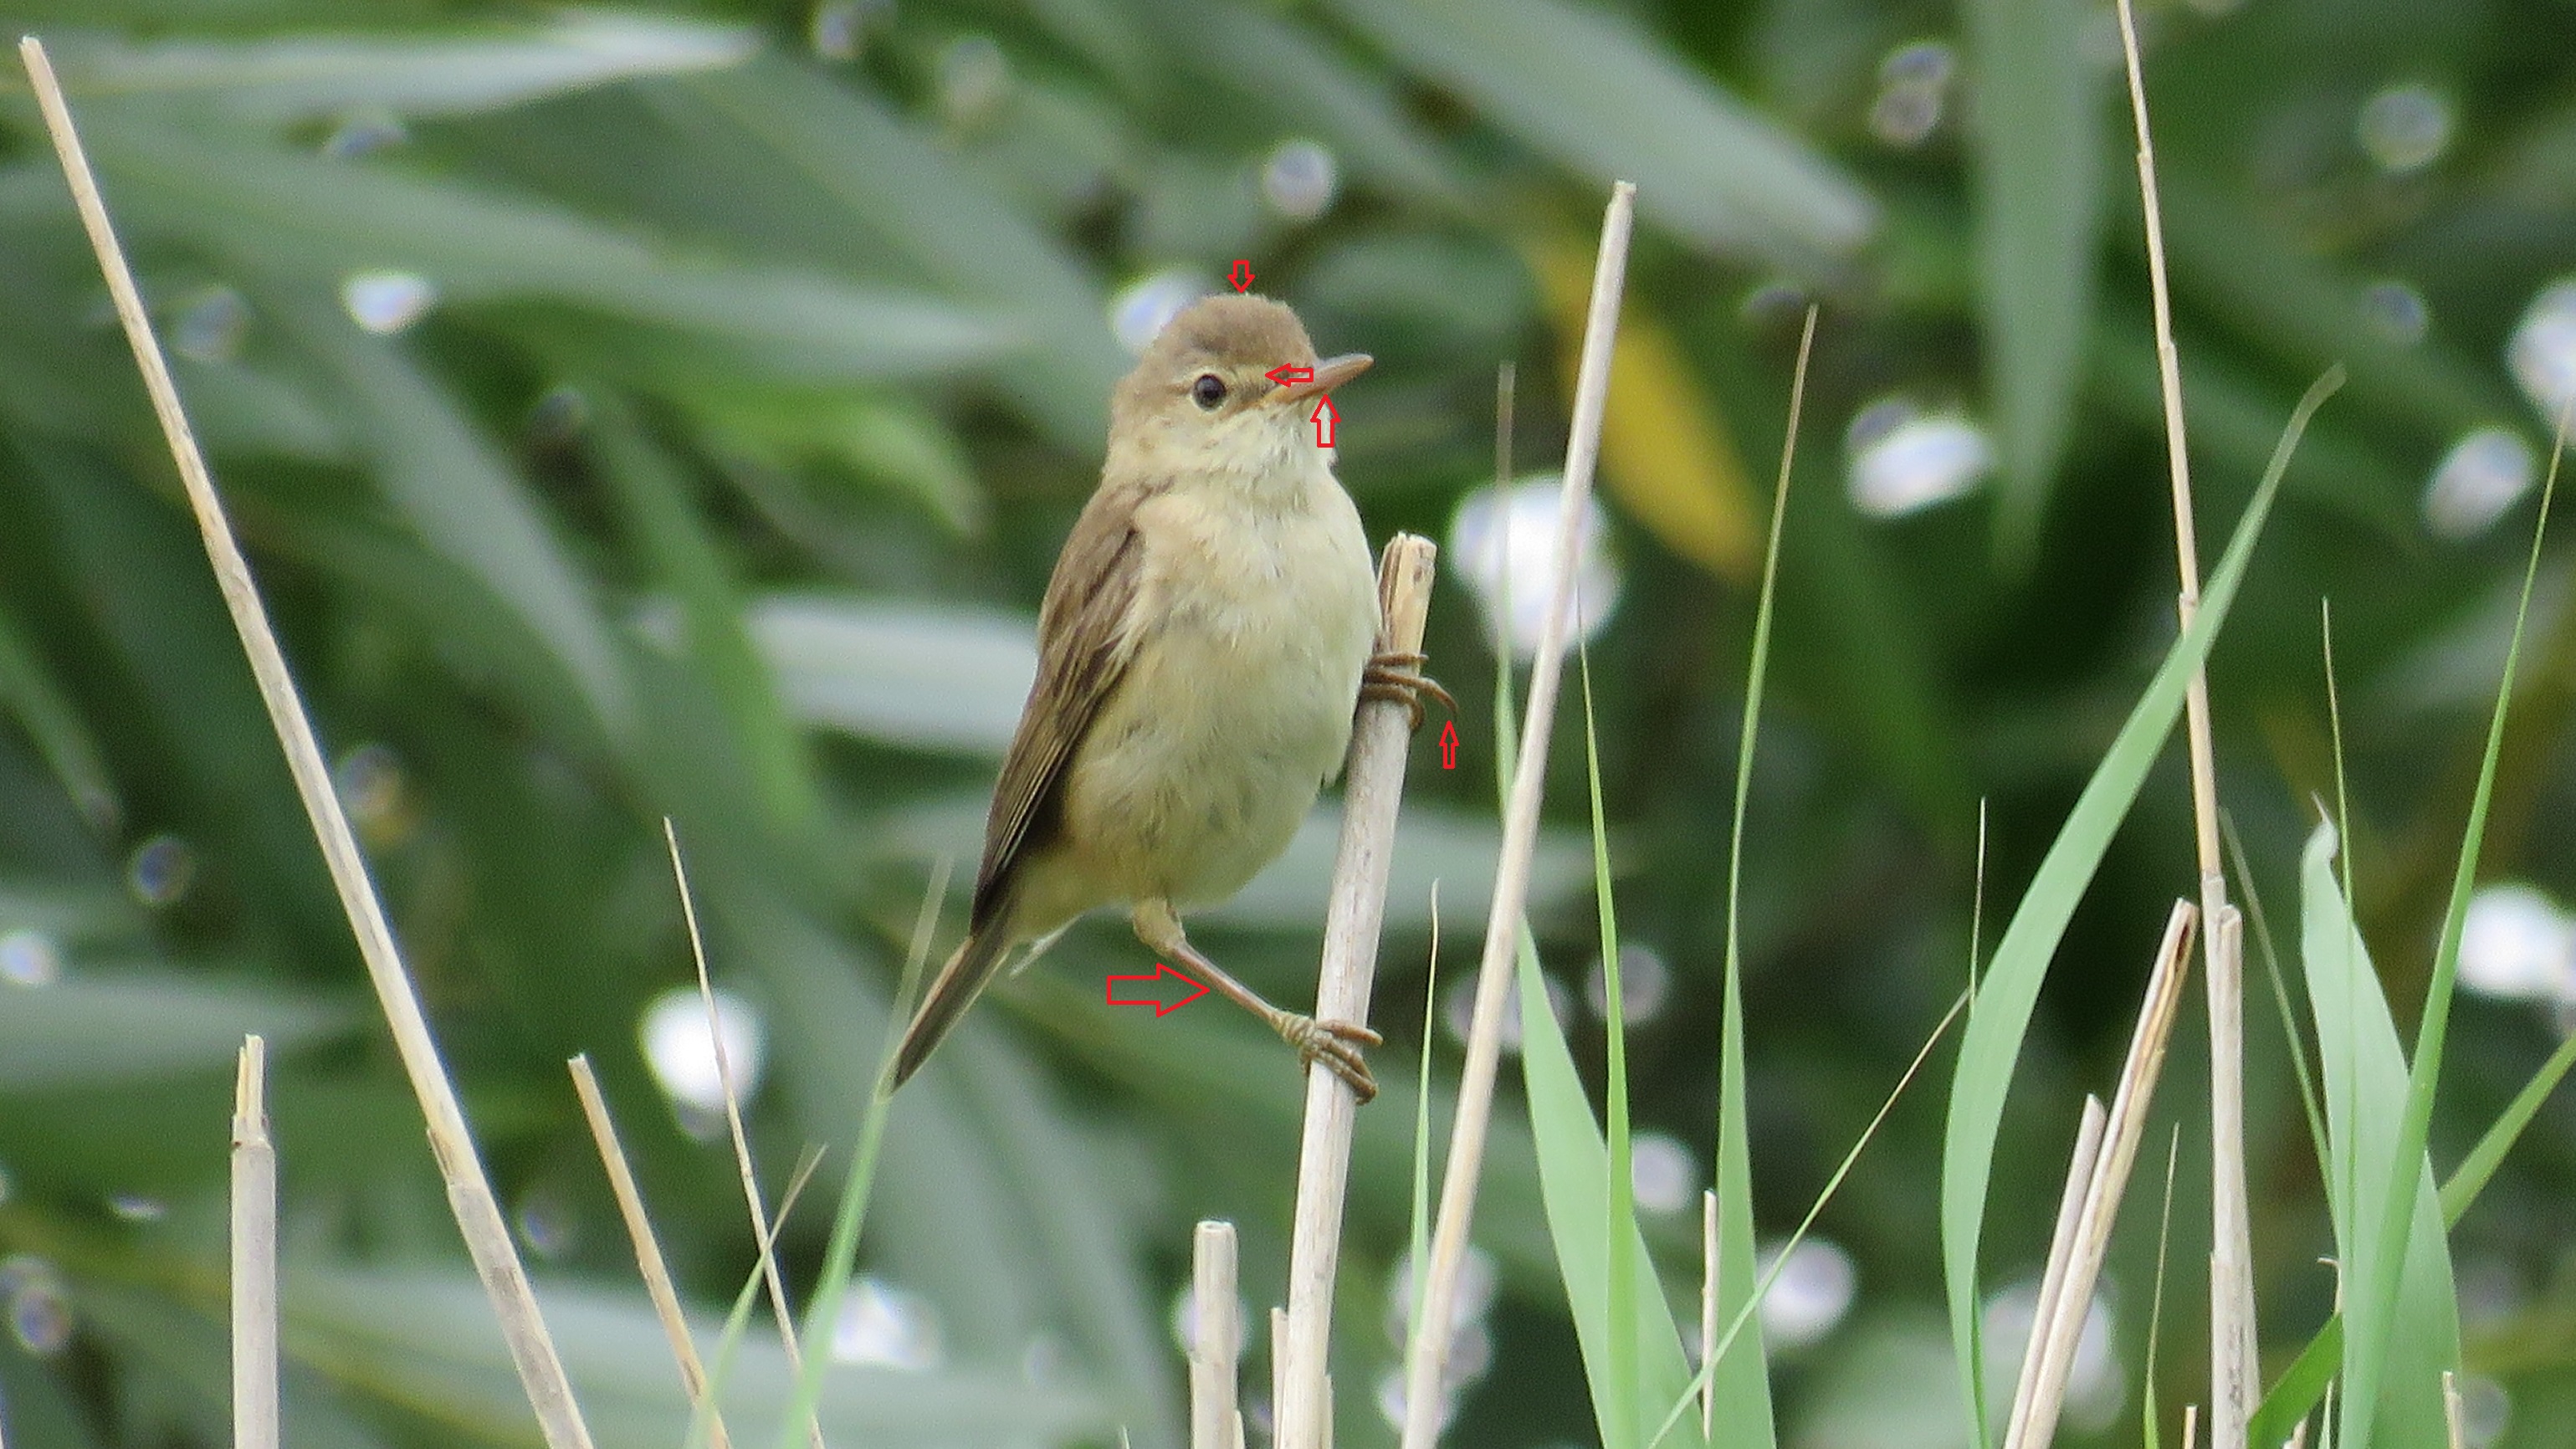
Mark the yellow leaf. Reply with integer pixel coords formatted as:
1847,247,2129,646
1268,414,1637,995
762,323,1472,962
1532,236,1759,583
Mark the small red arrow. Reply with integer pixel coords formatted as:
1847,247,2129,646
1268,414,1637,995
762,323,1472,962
1311,395,1339,448
1264,362,1315,387
1227,259,1255,293
1438,719,1459,770
1106,961,1207,1016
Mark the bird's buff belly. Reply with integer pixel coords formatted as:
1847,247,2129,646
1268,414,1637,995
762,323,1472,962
1047,617,1363,913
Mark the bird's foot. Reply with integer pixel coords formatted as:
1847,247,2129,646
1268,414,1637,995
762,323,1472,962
1280,1013,1383,1103
1360,649,1455,733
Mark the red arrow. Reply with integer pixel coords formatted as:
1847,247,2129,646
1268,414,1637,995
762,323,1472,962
1227,259,1255,293
1311,395,1339,448
1106,961,1207,1016
1438,719,1459,770
1264,362,1315,387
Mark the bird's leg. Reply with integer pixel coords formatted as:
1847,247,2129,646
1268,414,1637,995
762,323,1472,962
1359,648,1456,733
1133,899,1380,1103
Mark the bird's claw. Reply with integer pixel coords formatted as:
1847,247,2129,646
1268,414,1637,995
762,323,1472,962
1360,649,1456,734
1285,1014,1382,1103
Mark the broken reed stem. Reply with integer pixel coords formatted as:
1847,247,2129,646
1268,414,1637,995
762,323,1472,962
14,37,596,1449
233,1036,278,1449
1274,535,1437,1449
1191,1221,1245,1449
569,1055,733,1449
663,822,822,1449
2442,1370,2466,1449
1399,179,1636,1449
2004,1096,2107,1449
2108,5,2256,1441
2009,899,2198,1449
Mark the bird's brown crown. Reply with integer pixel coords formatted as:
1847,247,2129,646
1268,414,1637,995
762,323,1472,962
1114,294,1316,420
1148,294,1316,370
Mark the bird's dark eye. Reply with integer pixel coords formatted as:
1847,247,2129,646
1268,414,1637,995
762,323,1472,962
1191,373,1228,409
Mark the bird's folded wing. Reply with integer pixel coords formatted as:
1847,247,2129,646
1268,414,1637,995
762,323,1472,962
969,474,1160,926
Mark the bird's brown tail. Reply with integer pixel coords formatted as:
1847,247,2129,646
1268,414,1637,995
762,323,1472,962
885,914,1017,1093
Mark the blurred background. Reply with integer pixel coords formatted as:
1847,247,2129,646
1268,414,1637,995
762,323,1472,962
3,0,2576,1445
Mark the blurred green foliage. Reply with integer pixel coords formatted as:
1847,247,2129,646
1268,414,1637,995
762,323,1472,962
2,1,2575,1446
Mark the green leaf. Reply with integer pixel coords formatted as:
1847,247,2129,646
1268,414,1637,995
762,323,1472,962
1519,920,1713,1449
12,440,345,940
74,124,1018,381
88,1266,1114,1449
272,289,639,750
49,13,757,125
2299,822,2461,1448
1170,0,1462,204
754,595,1038,755
2247,1320,2343,1449
2338,402,2558,1449
2440,1027,2576,1225
258,508,617,761
0,967,352,1091
591,399,821,840
2162,176,2520,442
658,60,1124,450
0,605,120,832
1324,0,1875,269
75,1282,398,1449
1965,0,2105,561
1939,372,2334,1448
680,390,985,535
1575,646,1647,1449
2249,1022,2573,1439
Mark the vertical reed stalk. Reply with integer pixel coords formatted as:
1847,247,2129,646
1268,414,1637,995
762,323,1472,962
1190,1221,1244,1449
1275,535,1437,1449
1399,180,1636,1449
233,1036,278,1449
2107,5,2257,1438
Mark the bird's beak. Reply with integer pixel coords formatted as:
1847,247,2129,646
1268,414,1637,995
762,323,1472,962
1278,352,1372,403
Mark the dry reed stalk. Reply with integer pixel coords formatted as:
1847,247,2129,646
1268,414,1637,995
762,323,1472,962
1190,1221,1245,1449
1699,1189,1718,1437
2007,900,2199,1449
1270,1306,1290,1441
2004,1096,2107,1449
568,1055,733,1449
2442,1371,2466,1449
661,822,825,1449
233,1036,278,1449
2183,1404,2200,1449
2106,4,2258,1439
1273,535,1437,1449
1397,179,1636,1449
14,37,596,1449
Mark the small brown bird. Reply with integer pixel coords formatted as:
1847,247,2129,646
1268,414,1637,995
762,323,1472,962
886,294,1436,1102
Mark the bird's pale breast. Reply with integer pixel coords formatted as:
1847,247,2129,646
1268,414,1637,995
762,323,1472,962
1053,465,1377,912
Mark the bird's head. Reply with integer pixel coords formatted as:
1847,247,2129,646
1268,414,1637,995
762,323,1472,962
1109,294,1370,479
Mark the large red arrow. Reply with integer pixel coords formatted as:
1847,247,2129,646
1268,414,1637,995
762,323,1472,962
1106,961,1207,1016
1312,395,1339,448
